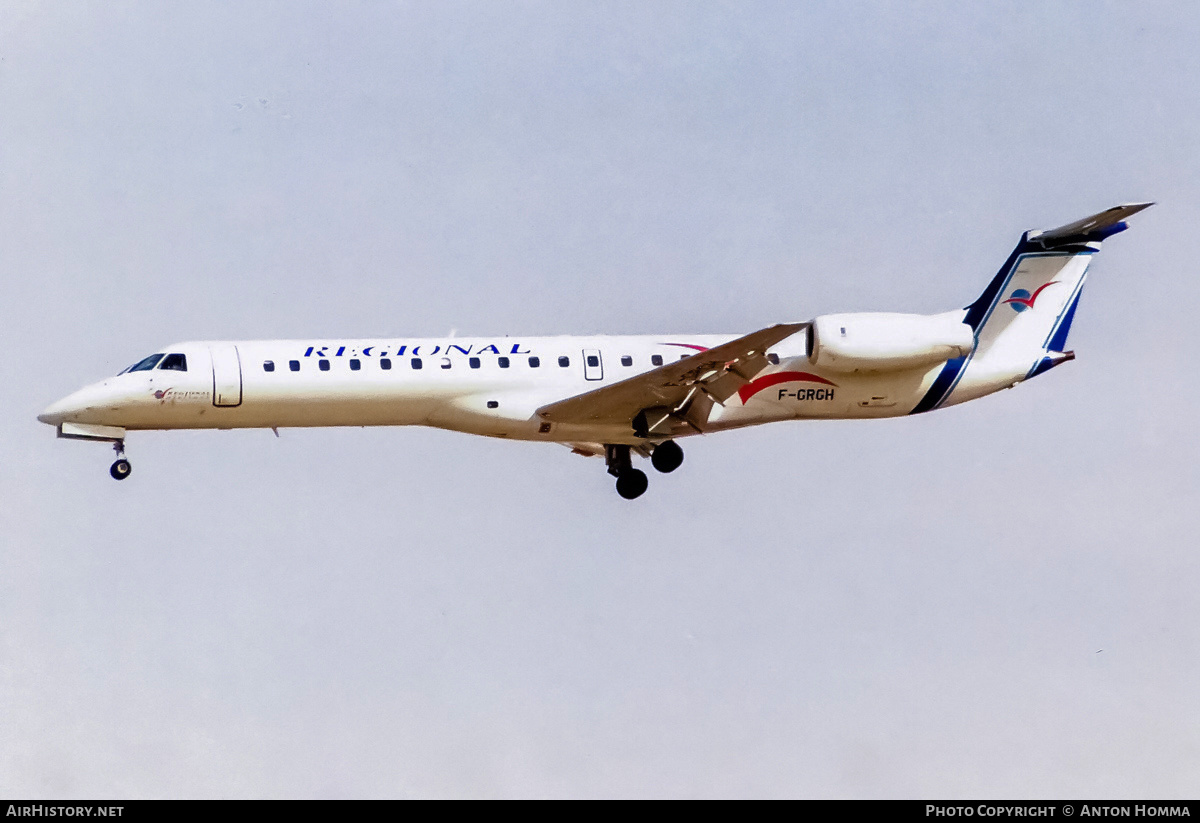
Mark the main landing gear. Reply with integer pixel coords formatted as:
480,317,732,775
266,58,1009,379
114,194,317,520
650,439,684,473
109,440,132,481
606,445,646,499
605,440,685,499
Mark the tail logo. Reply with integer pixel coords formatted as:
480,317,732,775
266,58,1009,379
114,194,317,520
1004,281,1062,312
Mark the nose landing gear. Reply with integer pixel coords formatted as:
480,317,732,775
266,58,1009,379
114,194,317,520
109,440,132,481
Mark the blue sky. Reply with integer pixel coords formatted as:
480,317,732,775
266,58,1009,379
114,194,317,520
2,1,1197,797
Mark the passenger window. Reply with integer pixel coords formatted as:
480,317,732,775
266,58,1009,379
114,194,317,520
263,360,275,372
319,359,330,371
124,354,164,373
350,359,361,371
621,355,632,367
159,353,188,371
651,354,663,366
586,355,599,368
498,357,510,368
441,357,452,369
412,358,423,370
380,358,392,370
558,356,569,367
529,356,540,368
767,353,780,365
289,360,300,372
469,357,481,369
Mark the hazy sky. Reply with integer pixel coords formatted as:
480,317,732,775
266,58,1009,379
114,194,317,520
3,1,1199,798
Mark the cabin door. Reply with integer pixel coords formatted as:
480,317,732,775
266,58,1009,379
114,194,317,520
582,349,603,381
210,345,243,407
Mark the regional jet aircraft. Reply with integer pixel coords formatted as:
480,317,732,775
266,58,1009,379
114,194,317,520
39,203,1151,498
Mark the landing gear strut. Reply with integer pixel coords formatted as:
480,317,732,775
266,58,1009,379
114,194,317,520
109,440,131,481
606,444,648,500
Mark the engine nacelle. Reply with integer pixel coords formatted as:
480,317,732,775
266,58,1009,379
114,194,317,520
808,311,974,373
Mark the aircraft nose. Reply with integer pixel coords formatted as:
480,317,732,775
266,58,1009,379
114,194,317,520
38,387,101,426
38,395,76,426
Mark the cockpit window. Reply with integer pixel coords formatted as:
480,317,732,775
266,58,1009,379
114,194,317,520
158,353,187,371
121,354,164,374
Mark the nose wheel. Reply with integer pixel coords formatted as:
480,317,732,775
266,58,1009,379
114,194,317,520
109,440,132,481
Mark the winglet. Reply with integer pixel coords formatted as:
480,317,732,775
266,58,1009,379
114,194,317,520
1029,202,1153,248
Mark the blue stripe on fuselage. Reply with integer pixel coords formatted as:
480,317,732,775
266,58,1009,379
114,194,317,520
910,355,967,415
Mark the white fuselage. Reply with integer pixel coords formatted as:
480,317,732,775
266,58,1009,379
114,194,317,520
39,328,997,447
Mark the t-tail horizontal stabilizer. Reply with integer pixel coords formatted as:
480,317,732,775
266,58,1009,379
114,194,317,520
1028,202,1153,248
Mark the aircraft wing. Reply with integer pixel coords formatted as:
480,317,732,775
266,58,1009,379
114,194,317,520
536,322,807,430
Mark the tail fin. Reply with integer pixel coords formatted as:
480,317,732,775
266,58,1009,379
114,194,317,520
913,203,1151,412
966,202,1151,342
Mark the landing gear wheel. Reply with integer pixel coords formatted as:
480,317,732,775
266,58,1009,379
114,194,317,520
615,468,648,500
651,440,684,473
110,459,132,481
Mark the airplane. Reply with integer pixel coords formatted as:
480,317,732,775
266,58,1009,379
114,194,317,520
38,203,1151,499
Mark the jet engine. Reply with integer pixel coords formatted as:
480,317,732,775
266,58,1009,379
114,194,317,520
808,312,974,373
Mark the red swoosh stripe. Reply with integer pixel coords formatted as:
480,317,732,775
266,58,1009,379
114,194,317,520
1004,281,1060,308
663,342,710,352
738,371,837,404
